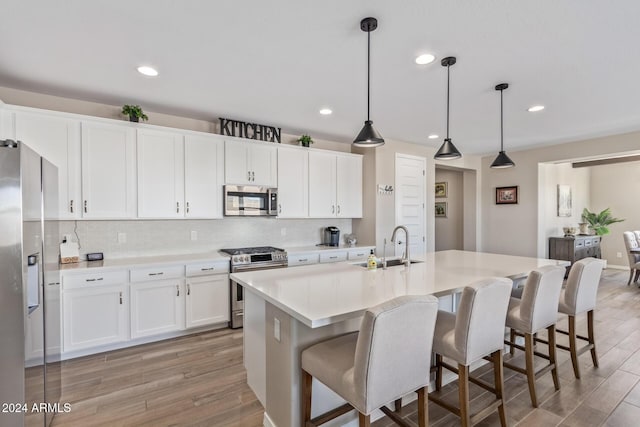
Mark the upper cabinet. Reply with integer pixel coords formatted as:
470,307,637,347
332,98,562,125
14,111,81,220
225,140,277,187
81,121,137,219
309,151,362,218
276,146,309,218
184,134,224,219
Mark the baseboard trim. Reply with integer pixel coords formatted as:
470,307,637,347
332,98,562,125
263,412,276,427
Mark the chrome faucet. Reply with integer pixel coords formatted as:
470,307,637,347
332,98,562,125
391,225,410,266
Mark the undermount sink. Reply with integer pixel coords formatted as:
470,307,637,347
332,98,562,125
356,259,423,268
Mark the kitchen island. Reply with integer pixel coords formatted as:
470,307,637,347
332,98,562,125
231,250,569,427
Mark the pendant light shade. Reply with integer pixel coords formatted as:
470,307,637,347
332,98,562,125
434,56,461,160
490,83,515,169
353,17,384,148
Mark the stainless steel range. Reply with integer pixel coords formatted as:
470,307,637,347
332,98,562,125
221,246,288,328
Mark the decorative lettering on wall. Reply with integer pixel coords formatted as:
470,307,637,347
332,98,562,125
219,118,281,143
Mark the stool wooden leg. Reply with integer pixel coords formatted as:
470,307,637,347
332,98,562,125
417,386,428,427
394,398,402,412
524,333,538,407
458,364,471,427
548,325,560,390
302,370,313,425
509,328,516,356
435,354,443,391
628,268,635,286
588,310,598,368
492,350,507,427
635,269,640,284
359,413,370,427
568,315,581,379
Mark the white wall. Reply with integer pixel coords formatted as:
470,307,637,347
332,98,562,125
435,168,464,250
589,160,640,267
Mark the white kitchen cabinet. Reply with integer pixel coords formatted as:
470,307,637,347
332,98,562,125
14,110,81,220
276,146,308,218
319,251,348,263
184,134,224,218
308,151,363,218
137,129,185,218
224,140,277,186
130,279,185,339
81,121,136,218
347,248,372,261
185,275,229,328
62,285,128,352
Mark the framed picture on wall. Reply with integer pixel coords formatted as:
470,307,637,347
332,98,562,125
557,184,572,217
435,182,447,198
496,186,518,204
435,202,447,217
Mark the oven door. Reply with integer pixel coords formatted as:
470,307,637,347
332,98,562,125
229,263,287,328
224,185,276,216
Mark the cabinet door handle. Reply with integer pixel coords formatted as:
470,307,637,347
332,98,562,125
70,200,74,213
186,202,190,214
279,204,282,214
176,202,180,213
187,283,191,295
247,171,251,181
251,171,255,181
332,205,335,214
84,200,88,213
337,205,340,214
119,292,123,305
176,284,180,297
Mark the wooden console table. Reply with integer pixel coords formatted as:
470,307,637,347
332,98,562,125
549,235,601,271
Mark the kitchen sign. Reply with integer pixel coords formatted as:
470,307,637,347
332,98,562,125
219,118,281,143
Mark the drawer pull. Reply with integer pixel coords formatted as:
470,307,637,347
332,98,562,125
148,272,164,276
200,267,215,271
329,256,338,259
85,277,104,282
299,258,308,262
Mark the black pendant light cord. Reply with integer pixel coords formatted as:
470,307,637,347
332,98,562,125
446,63,450,139
367,29,371,121
500,88,504,151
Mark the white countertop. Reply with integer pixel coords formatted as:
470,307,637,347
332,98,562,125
60,252,229,274
230,250,571,328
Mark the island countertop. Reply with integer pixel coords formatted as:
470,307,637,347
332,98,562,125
230,250,570,328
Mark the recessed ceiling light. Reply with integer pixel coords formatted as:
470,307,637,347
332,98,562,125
319,108,332,115
415,54,436,65
428,134,439,139
137,66,158,77
528,105,545,112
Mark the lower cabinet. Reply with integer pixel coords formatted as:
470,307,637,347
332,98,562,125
130,279,185,339
186,274,229,328
62,285,129,352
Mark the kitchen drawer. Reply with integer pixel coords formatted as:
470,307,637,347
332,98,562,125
584,239,592,247
288,253,319,267
63,270,128,290
348,249,371,261
319,251,348,264
591,237,601,245
130,265,184,282
186,260,229,277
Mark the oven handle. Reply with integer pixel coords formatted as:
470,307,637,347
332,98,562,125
232,263,288,273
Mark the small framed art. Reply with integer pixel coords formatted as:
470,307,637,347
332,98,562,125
496,186,518,205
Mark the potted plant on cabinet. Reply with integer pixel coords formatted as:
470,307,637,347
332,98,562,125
581,207,624,236
297,134,313,148
121,105,149,122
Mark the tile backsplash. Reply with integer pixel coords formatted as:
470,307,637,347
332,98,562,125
59,218,353,259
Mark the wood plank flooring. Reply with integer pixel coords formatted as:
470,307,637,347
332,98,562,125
52,269,640,426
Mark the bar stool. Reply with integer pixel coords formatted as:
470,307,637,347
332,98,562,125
429,278,512,427
503,265,566,407
301,295,439,427
555,257,604,379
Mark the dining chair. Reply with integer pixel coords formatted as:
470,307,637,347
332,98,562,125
554,257,604,379
301,295,439,427
623,231,640,285
429,277,512,427
504,265,566,407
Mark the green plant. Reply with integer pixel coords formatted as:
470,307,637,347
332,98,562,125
297,134,313,146
581,207,625,236
121,105,148,121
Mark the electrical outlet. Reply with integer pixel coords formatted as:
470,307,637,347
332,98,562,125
190,230,198,241
117,232,126,244
617,252,623,258
274,318,281,342
281,227,286,237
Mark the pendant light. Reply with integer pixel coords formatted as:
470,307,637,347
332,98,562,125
353,17,384,147
434,56,462,160
490,83,515,168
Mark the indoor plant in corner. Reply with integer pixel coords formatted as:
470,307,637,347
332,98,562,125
581,207,624,236
121,105,149,122
297,134,313,148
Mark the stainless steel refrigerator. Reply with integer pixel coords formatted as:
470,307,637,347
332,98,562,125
1,140,61,427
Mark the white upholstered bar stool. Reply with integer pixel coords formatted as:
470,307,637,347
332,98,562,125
554,257,604,379
301,295,439,427
429,278,512,427
623,231,640,285
503,265,566,407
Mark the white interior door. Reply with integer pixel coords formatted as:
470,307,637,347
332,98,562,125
395,153,426,257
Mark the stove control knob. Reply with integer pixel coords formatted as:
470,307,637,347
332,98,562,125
232,256,238,263
243,255,249,262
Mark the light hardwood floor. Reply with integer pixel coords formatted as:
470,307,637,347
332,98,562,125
52,269,640,426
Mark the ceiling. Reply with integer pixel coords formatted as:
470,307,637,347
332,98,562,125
1,1,639,155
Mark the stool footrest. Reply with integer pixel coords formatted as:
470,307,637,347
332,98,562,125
309,403,353,426
380,406,416,427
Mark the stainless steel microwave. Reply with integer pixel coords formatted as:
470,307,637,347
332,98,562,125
224,185,278,216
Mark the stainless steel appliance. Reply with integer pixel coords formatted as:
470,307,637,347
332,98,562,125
221,246,288,328
324,226,340,246
1,140,61,427
224,185,278,216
